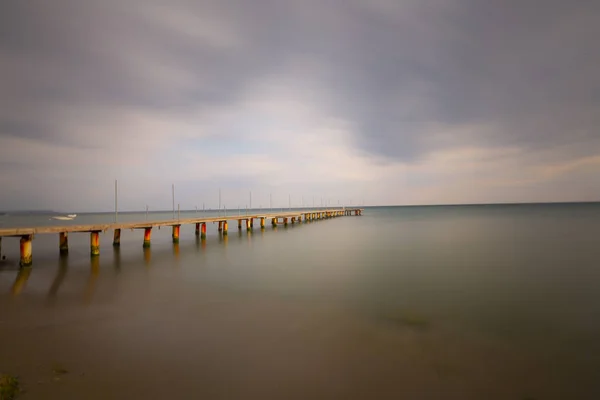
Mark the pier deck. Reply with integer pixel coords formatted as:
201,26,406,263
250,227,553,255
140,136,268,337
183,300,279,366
0,208,364,266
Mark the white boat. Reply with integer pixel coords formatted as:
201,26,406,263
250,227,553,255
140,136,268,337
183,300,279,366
67,214,77,218
52,216,73,221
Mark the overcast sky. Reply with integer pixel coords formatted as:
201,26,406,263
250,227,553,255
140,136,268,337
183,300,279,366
1,0,599,211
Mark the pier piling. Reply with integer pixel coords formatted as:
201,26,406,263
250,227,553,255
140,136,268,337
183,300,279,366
20,235,33,267
260,217,265,229
223,221,228,235
90,232,100,257
59,232,69,254
143,227,152,248
246,219,251,231
113,229,121,247
195,223,200,236
172,225,180,243
201,223,207,239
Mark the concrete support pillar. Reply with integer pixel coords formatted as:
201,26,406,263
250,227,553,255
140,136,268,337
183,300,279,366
272,218,277,227
246,219,251,231
223,221,228,235
291,217,295,224
20,235,33,267
143,227,152,248
250,218,254,228
201,223,207,239
195,223,200,236
238,220,242,230
284,217,288,226
172,225,180,243
113,229,121,247
59,232,69,254
218,221,223,232
90,231,100,257
260,217,265,229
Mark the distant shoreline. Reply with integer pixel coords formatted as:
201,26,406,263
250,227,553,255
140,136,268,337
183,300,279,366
1,200,599,215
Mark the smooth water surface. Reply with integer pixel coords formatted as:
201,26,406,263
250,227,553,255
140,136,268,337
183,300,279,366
1,204,600,399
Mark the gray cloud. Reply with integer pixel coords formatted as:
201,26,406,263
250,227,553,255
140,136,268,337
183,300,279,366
0,0,599,210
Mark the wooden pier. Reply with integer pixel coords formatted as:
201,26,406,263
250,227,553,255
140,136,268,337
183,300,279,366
0,208,363,267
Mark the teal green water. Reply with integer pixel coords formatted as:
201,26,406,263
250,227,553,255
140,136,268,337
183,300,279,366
1,204,600,399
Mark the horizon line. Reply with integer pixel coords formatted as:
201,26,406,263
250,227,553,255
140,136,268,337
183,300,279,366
2,200,599,214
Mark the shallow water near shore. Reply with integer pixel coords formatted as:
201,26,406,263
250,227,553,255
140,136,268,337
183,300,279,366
1,204,600,399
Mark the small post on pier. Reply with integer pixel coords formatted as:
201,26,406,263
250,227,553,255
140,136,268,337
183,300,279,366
223,221,228,236
172,225,180,243
59,232,69,254
113,229,121,247
90,231,100,257
201,223,207,240
172,184,175,219
143,228,152,248
115,179,118,223
20,235,33,267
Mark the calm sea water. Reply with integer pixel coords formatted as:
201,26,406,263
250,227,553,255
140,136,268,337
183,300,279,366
1,204,600,399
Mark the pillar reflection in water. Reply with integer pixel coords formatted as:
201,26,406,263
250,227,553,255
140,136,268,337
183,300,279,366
47,255,69,301
11,267,32,296
143,247,151,267
84,256,100,305
113,245,121,273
